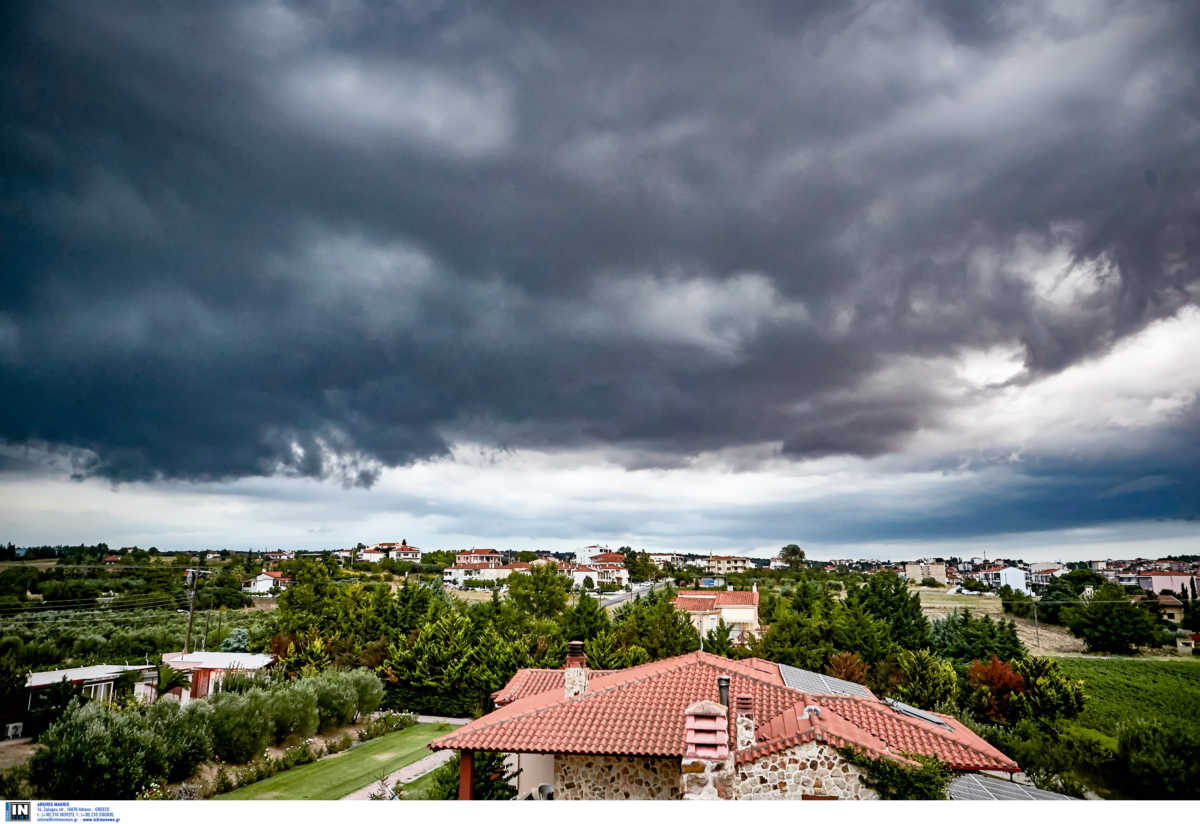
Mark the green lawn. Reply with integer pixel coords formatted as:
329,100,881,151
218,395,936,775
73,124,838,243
1054,656,1200,737
215,723,454,800
397,766,445,800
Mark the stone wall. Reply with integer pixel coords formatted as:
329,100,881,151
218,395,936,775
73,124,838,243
554,755,682,799
733,741,878,800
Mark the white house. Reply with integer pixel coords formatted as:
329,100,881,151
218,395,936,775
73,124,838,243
369,542,422,562
242,570,291,595
976,566,1029,594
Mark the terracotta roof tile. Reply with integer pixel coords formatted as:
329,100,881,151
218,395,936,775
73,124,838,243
432,651,1015,773
492,668,618,705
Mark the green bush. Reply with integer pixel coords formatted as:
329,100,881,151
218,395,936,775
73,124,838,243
29,701,169,799
145,699,213,781
346,668,384,718
311,671,358,732
358,711,417,741
266,681,319,744
209,689,272,764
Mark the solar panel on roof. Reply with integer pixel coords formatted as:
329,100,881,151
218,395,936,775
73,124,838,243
948,773,1076,801
777,663,874,698
883,697,955,730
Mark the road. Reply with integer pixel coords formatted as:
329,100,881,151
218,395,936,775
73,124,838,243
602,580,666,608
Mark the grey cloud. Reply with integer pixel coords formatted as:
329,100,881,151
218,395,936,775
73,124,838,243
1,0,1198,521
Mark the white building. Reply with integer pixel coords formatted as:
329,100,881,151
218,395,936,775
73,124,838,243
976,566,1029,594
26,664,158,712
369,542,422,562
242,570,291,595
707,555,750,576
455,548,504,568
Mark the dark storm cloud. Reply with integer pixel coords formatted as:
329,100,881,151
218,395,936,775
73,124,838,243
2,0,1198,507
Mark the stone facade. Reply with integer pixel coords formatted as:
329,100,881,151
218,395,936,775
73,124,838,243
554,755,682,799
681,755,735,799
733,741,879,800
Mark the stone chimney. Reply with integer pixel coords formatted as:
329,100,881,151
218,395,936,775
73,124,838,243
734,694,755,750
681,700,733,799
564,640,587,698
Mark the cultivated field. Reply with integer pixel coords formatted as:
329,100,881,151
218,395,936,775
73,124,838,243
1054,656,1200,738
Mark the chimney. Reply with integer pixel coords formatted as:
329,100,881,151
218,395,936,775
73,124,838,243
717,673,730,708
734,694,755,750
751,582,757,593
726,585,733,591
684,700,729,760
564,640,587,698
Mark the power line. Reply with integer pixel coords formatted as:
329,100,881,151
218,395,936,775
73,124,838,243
0,594,184,615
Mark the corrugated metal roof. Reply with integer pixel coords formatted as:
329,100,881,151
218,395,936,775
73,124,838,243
777,663,875,698
948,773,1076,800
27,664,154,688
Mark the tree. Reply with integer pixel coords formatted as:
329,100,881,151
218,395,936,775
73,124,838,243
582,576,594,591
418,750,518,800
929,610,1025,662
779,544,806,571
624,551,656,583
825,651,868,685
1060,583,1163,654
560,592,610,642
894,649,957,710
704,618,735,658
848,571,931,651
1007,656,1084,723
154,664,192,701
507,564,570,619
965,657,1025,724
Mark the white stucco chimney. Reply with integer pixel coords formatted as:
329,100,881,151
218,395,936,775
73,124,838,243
564,640,587,698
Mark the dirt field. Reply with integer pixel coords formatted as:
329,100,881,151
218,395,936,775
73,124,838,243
916,588,1087,656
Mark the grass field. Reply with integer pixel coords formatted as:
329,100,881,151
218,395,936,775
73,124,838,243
1054,656,1200,737
397,766,444,799
215,722,454,800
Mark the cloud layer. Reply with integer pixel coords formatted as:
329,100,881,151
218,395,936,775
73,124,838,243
2,1,1198,548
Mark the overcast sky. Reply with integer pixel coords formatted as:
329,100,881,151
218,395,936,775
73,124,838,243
2,1,1198,560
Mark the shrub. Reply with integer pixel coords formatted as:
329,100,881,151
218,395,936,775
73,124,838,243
894,649,957,710
358,711,417,741
145,699,213,781
29,701,169,799
825,651,869,685
965,657,1025,724
209,689,272,764
838,749,951,799
266,682,319,744
311,671,359,732
346,669,384,718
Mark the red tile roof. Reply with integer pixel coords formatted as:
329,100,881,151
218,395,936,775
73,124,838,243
492,668,617,705
431,652,797,757
431,651,1015,773
674,590,759,612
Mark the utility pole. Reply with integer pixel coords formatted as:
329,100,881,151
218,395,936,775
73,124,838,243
201,591,214,651
183,569,198,654
182,568,211,654
1033,600,1040,650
